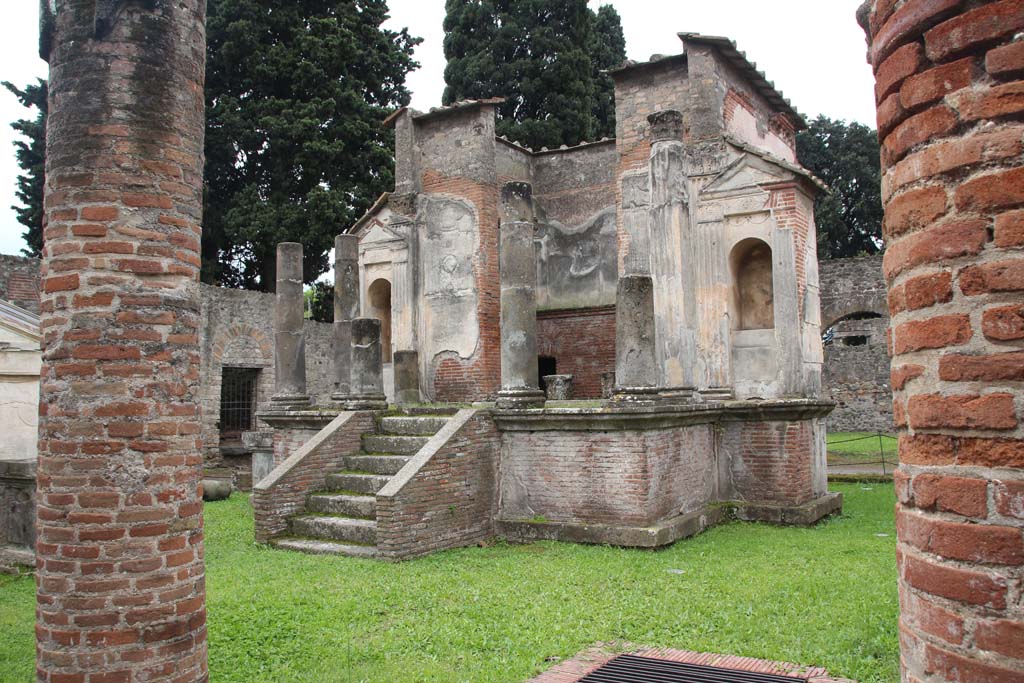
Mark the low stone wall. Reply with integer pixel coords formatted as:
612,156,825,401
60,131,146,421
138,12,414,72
0,459,36,568
823,341,893,432
253,411,375,543
376,409,500,560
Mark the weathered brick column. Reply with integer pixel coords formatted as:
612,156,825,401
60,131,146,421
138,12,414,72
861,2,1024,681
271,242,311,408
612,275,661,404
346,318,387,410
331,234,359,402
38,0,208,681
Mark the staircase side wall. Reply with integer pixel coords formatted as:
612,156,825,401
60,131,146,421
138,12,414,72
253,411,375,543
376,409,501,560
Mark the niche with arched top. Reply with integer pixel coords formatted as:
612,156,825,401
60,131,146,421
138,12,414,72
730,238,775,330
367,278,393,362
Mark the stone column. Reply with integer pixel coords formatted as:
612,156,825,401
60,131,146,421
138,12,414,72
861,3,1024,682
496,182,545,410
346,318,387,409
36,0,208,680
648,110,697,399
393,350,420,405
331,234,359,402
612,275,661,404
271,242,311,407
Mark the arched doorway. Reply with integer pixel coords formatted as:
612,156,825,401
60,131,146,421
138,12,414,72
367,278,392,362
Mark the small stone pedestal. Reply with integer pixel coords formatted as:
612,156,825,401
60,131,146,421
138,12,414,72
611,274,662,405
543,374,574,401
346,318,388,410
394,350,421,405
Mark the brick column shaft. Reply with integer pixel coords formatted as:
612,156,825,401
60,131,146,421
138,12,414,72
863,2,1024,681
38,1,208,681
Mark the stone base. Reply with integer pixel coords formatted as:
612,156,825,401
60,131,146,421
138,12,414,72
609,386,662,405
0,544,34,574
496,387,546,410
659,386,701,404
252,451,275,487
733,492,843,526
700,387,735,401
344,393,387,410
497,505,726,548
269,394,313,410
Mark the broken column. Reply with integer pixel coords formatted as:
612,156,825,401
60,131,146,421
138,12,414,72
346,318,387,410
496,182,545,410
861,2,1024,681
393,350,420,405
36,0,208,680
271,242,311,408
648,110,697,399
331,234,359,402
612,275,661,404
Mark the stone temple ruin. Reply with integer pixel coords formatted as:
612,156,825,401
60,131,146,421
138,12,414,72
251,32,842,559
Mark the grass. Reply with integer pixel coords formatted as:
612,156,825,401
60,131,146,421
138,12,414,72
827,431,897,464
0,483,898,682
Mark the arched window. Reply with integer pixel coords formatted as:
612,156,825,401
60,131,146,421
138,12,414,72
730,238,774,330
367,278,393,362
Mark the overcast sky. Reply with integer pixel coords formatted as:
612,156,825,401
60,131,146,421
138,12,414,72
0,0,875,257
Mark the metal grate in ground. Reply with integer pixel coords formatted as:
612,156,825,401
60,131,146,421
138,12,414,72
577,654,809,683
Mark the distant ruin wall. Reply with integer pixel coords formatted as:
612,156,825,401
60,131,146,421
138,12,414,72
0,255,40,314
819,255,893,433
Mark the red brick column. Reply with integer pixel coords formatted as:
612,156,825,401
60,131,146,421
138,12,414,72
863,2,1024,681
37,1,208,681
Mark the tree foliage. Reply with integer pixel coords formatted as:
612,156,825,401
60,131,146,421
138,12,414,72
203,0,420,290
796,115,883,260
442,0,626,150
3,79,47,257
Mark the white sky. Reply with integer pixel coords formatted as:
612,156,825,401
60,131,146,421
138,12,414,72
0,0,875,257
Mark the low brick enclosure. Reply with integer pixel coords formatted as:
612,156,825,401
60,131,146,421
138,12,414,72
861,1,1024,681
252,411,374,543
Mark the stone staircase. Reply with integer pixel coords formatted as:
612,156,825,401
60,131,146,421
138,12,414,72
270,412,453,558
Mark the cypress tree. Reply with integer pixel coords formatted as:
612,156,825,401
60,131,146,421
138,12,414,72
3,79,47,257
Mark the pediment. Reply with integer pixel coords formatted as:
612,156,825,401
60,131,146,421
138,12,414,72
701,153,790,195
359,220,403,246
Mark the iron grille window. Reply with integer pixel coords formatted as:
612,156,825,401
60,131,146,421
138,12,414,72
220,367,260,440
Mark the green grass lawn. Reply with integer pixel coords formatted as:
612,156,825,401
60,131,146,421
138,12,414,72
827,431,897,464
0,482,898,682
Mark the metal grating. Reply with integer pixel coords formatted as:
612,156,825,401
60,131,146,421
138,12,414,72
578,654,809,683
219,367,260,440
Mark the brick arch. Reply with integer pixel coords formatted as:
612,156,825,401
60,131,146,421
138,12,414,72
211,324,272,366
818,255,888,332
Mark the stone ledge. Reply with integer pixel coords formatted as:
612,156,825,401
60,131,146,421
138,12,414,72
0,544,35,574
496,506,726,548
733,492,844,526
256,407,343,430
492,398,834,431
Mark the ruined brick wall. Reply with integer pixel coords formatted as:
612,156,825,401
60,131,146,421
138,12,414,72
536,307,615,399
376,410,500,560
0,255,41,313
864,2,1024,681
253,411,374,543
819,255,893,432
197,285,334,465
498,423,717,526
36,0,209,679
720,419,822,507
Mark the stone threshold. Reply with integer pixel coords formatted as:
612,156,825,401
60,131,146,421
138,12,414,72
527,644,855,682
497,492,842,548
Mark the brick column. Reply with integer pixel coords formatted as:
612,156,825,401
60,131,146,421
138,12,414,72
38,1,208,681
861,2,1024,681
271,242,311,408
331,234,359,403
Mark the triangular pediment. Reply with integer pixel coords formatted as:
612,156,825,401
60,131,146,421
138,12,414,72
358,219,403,245
701,153,790,195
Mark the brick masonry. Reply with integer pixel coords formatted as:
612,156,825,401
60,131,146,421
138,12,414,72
536,306,616,399
0,255,41,314
377,409,501,560
252,411,374,544
863,2,1024,681
36,1,209,681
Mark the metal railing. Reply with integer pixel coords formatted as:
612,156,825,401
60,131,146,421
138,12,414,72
826,432,898,476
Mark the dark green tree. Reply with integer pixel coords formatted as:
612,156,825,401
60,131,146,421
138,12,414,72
588,5,626,140
796,115,883,260
203,0,420,290
442,1,625,150
3,79,47,257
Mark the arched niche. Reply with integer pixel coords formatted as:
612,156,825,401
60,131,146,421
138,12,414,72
367,278,393,362
730,238,775,330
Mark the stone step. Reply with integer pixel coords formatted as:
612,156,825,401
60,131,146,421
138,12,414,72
270,537,377,559
344,454,411,476
361,434,430,455
379,416,449,436
325,472,392,495
306,492,376,517
289,515,377,545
